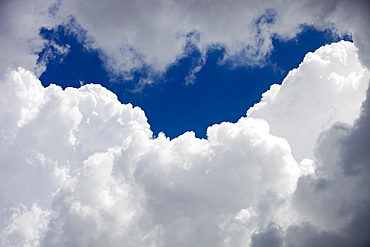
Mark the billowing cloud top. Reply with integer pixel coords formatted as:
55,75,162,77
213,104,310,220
0,0,370,246
1,41,369,246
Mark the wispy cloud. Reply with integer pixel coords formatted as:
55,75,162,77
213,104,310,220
1,0,369,80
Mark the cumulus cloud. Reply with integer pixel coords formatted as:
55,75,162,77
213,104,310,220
0,67,299,246
1,0,370,246
0,41,369,246
247,41,370,161
254,86,370,247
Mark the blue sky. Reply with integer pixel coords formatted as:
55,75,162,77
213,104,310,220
39,25,350,138
1,1,369,246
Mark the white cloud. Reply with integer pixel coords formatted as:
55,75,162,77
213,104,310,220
1,204,51,247
1,0,370,246
0,68,152,246
0,68,300,246
0,41,369,246
247,41,370,161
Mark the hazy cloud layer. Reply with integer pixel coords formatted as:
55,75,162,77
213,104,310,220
0,42,369,246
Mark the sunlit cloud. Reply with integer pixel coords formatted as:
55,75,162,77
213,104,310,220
0,0,369,246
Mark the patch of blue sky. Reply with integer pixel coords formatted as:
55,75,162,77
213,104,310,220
38,25,352,139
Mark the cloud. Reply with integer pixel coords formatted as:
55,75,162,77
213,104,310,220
0,0,58,77
0,68,299,246
248,47,370,247
1,0,370,246
0,41,369,246
247,41,370,161
1,203,51,247
1,0,369,81
278,86,370,246
0,68,152,245
52,0,370,79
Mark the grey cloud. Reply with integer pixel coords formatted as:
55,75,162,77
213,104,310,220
2,0,370,81
53,0,370,78
251,223,283,247
284,86,370,247
339,84,370,176
0,0,57,76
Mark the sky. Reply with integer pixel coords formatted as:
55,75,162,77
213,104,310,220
0,0,369,246
38,25,351,138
